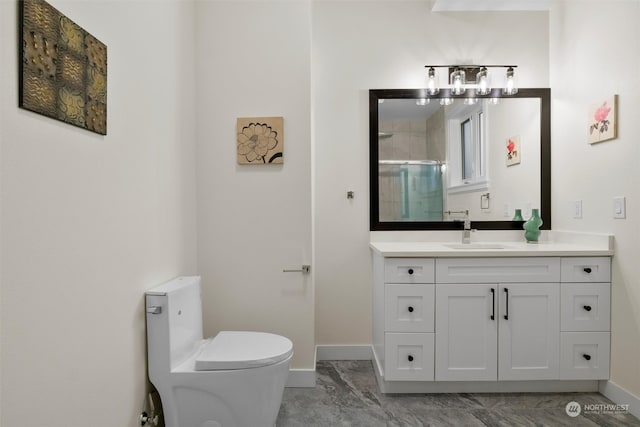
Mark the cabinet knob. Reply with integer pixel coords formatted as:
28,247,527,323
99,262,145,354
408,268,414,275
583,354,592,361
407,306,414,313
583,305,592,312
583,267,593,274
407,355,414,362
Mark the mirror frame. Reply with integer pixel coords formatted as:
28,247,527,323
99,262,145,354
369,88,551,231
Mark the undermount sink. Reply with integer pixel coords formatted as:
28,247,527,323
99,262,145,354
444,243,510,250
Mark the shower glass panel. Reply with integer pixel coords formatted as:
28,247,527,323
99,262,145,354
379,161,443,222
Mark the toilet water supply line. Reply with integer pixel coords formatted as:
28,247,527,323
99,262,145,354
139,392,160,426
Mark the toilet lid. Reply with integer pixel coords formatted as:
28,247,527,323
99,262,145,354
194,331,293,371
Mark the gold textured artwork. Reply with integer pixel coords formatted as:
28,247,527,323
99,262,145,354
237,117,284,164
19,0,107,135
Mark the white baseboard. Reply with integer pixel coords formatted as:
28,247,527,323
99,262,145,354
599,380,640,420
315,345,374,361
286,369,316,388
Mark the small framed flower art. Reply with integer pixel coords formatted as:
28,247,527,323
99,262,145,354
236,117,284,164
506,135,521,166
588,95,618,144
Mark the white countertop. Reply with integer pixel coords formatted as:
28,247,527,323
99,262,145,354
370,231,614,257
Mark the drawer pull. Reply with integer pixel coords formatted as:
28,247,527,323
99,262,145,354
583,267,593,274
583,354,592,361
407,355,414,362
583,305,592,312
408,268,414,275
407,306,414,313
490,288,495,320
503,288,509,320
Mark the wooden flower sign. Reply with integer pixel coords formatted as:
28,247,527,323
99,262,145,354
236,117,284,164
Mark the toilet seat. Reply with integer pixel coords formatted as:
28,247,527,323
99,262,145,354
195,331,293,371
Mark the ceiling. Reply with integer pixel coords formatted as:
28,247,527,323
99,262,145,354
432,0,550,12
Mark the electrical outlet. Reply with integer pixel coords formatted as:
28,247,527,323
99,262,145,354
573,200,582,219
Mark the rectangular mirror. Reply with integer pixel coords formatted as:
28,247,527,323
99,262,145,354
370,88,550,231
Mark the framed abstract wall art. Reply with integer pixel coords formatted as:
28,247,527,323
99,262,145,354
19,0,107,135
236,117,284,164
588,95,617,144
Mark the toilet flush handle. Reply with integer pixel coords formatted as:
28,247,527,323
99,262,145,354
147,306,162,315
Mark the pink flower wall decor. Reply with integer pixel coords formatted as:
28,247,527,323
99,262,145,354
588,95,618,144
506,135,521,166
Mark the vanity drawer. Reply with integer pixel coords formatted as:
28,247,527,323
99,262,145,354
435,258,560,283
384,333,434,381
385,284,435,333
561,257,611,283
560,332,610,380
561,283,610,331
384,258,435,284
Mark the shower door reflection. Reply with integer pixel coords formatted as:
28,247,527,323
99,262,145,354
379,161,444,222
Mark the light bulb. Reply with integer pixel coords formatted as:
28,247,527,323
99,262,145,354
451,68,466,95
503,67,518,95
426,67,439,96
476,67,490,95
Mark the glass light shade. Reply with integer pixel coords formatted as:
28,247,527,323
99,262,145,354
503,67,518,95
450,68,466,95
440,97,454,106
426,67,439,95
464,98,478,105
476,67,491,95
416,98,429,106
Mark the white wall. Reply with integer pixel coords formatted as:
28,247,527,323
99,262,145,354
312,1,549,345
194,0,314,370
0,0,197,425
549,0,640,399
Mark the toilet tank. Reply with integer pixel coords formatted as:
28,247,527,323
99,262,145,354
146,276,204,372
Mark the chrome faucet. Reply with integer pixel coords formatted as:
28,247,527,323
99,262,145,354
462,211,471,244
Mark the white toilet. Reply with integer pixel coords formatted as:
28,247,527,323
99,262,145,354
145,276,293,427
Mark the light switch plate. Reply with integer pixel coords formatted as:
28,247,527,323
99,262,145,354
613,196,626,219
573,200,582,219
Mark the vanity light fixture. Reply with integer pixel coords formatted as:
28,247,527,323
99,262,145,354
424,65,518,98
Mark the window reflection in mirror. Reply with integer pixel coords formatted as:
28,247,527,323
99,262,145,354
370,89,550,231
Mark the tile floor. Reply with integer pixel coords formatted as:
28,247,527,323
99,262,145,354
277,361,640,427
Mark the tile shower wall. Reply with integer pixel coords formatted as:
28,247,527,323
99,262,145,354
378,116,446,221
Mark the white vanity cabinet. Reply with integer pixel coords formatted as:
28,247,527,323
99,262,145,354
371,250,612,392
435,258,561,381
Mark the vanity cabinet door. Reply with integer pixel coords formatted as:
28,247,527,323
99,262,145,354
498,283,560,381
435,284,498,381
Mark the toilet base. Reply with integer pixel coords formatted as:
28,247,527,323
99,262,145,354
154,355,291,427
